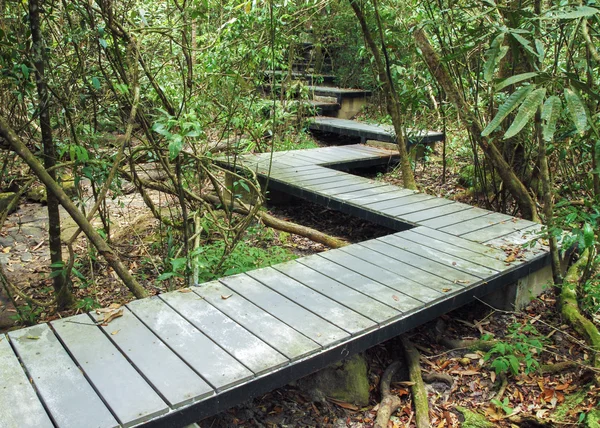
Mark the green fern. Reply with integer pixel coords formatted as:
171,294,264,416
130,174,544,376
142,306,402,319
482,85,535,137
541,96,561,142
564,87,588,135
504,88,546,139
483,33,508,82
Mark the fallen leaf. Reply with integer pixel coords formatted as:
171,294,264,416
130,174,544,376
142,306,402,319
111,330,120,335
392,295,399,301
221,294,233,300
327,397,359,411
26,335,40,340
450,369,480,376
442,288,452,292
100,309,124,326
178,288,192,293
1,247,10,253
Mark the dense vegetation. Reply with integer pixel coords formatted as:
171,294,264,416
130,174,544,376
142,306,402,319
0,0,599,423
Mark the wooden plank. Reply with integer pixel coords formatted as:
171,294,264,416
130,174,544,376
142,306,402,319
297,255,423,312
89,307,213,408
256,164,323,176
220,274,349,346
0,337,54,428
412,226,507,259
319,182,389,196
193,281,321,361
401,201,473,223
127,296,253,391
51,315,169,427
160,291,288,375
382,198,455,217
460,217,538,243
272,260,400,323
397,229,510,271
272,169,343,182
289,174,355,187
419,207,490,229
246,267,376,335
9,324,119,428
484,225,547,261
439,212,515,236
319,250,446,303
358,239,480,286
366,193,434,211
303,175,371,191
333,184,401,201
379,234,500,278
348,188,417,205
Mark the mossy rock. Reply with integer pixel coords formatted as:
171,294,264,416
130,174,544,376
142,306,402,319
455,406,494,428
296,353,370,407
0,192,19,214
26,183,47,203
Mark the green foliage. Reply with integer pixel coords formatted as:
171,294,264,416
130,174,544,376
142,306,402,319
483,323,546,377
490,397,514,415
75,297,101,312
503,88,546,139
10,304,43,325
482,86,534,137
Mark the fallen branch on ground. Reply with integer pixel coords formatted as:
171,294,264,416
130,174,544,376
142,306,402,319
374,361,403,428
402,335,430,428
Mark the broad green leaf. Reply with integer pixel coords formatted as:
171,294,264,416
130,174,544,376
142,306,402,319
564,88,587,135
91,77,101,90
168,134,184,160
99,38,107,48
535,39,545,62
482,85,534,137
511,33,539,59
483,33,507,82
504,88,546,139
495,72,538,91
21,64,29,79
541,96,561,142
544,5,599,19
583,223,594,248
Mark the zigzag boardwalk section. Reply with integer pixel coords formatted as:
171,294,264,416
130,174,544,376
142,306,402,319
1,145,549,428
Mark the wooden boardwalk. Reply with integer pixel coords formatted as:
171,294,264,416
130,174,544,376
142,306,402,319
1,145,549,428
309,116,445,146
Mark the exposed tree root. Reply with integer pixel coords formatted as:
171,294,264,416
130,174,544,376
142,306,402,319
560,250,600,378
401,335,430,428
422,372,454,387
493,373,508,401
374,361,403,428
435,319,495,351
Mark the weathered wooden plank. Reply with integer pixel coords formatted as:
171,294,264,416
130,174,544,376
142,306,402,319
366,193,434,211
333,184,401,201
52,315,169,427
340,243,463,293
289,174,355,187
272,260,400,323
460,217,538,243
419,207,490,229
401,201,473,223
9,324,119,428
484,225,547,261
358,239,481,286
288,150,346,164
439,212,515,236
256,164,323,176
304,175,372,191
89,307,213,408
379,234,500,278
193,281,321,360
220,274,349,346
0,337,54,428
412,226,508,258
127,296,253,391
397,229,510,271
348,188,417,205
319,250,446,303
319,181,390,196
160,291,288,375
272,169,344,182
383,197,455,217
246,267,376,335
297,255,423,312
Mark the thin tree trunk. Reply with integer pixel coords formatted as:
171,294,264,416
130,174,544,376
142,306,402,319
29,0,73,309
413,27,539,221
0,115,148,299
349,0,417,190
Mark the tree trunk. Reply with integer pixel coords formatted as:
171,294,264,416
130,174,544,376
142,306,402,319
349,0,417,190
0,115,148,299
29,0,73,309
413,27,539,222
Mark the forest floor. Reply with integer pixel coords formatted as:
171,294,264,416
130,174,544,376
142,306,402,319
1,139,598,426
